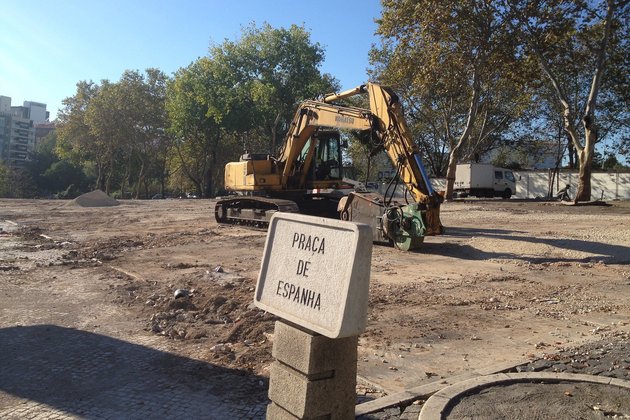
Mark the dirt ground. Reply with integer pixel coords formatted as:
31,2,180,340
1,197,629,396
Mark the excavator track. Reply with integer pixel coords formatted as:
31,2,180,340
214,196,300,228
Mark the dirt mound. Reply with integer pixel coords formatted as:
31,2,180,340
69,190,119,207
105,267,278,375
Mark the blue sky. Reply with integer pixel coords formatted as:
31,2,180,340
0,0,382,120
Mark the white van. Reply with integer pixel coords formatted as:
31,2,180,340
454,163,517,199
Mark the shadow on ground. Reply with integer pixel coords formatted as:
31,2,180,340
0,325,268,418
420,227,630,264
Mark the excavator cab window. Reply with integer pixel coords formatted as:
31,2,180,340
297,139,311,168
313,132,342,181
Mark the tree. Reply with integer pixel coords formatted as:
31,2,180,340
0,161,8,197
239,24,337,152
2,168,36,198
371,0,529,199
505,0,629,201
213,23,339,154
166,58,238,197
87,69,170,197
141,69,172,197
58,70,171,197
42,160,89,194
167,23,338,196
618,135,630,162
56,82,104,189
27,130,60,195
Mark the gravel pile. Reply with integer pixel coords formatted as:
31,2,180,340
68,190,119,207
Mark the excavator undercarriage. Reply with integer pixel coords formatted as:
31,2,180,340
214,196,300,228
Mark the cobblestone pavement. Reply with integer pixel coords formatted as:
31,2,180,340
0,325,268,419
358,334,630,419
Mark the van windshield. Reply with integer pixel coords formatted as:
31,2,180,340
505,172,515,182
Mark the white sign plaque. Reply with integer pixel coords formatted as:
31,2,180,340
255,212,372,338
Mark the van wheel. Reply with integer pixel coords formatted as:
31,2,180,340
502,189,512,199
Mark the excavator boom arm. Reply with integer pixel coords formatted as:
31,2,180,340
277,100,372,187
324,83,444,235
324,83,435,203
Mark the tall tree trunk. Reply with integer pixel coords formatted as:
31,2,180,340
174,141,202,196
533,1,614,202
204,167,213,198
444,69,480,200
575,130,595,202
105,172,112,195
203,132,220,198
192,180,202,197
270,113,282,155
444,145,462,200
134,160,145,199
97,168,104,192
549,122,566,198
120,166,129,199
567,135,575,169
95,156,105,191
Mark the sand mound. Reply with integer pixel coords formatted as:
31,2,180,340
69,190,120,207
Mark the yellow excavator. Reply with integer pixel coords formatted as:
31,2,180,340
214,83,444,250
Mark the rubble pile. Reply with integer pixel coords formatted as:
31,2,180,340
128,268,277,373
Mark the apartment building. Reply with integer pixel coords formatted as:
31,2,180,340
0,95,49,168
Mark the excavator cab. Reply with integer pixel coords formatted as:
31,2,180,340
288,130,343,188
310,131,342,182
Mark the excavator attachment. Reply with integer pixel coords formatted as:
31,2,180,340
338,192,428,251
326,83,444,248
382,204,426,251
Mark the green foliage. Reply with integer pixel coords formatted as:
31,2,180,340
8,23,339,198
0,161,8,197
56,70,171,197
26,131,60,195
56,81,100,165
371,0,627,201
42,161,89,193
166,57,235,196
505,0,629,200
507,0,628,140
204,23,339,153
371,0,531,196
1,168,37,198
618,135,630,162
166,23,338,195
55,184,82,199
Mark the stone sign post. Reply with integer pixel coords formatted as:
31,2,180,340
255,212,372,419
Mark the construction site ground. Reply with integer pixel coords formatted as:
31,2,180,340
1,197,629,418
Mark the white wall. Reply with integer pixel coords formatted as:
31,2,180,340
23,101,48,123
514,171,630,200
430,171,629,200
